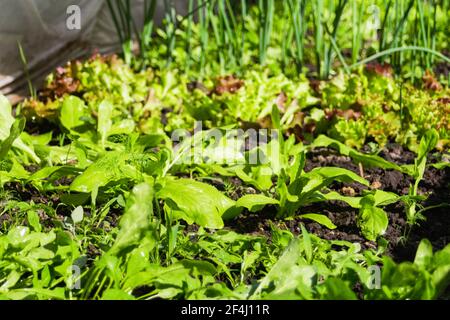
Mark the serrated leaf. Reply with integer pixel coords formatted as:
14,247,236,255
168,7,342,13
358,206,388,241
70,151,138,192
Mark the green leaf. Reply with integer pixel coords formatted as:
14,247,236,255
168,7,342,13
97,100,113,147
417,129,439,164
431,265,450,299
414,239,433,268
2,288,66,300
320,278,357,300
319,191,362,208
302,167,369,193
108,119,135,136
70,151,138,192
0,117,25,160
371,190,400,206
410,129,439,181
0,95,39,162
0,159,29,185
301,225,312,263
235,194,279,212
27,210,41,232
180,259,217,275
300,213,337,229
251,238,302,298
110,183,154,255
271,104,281,130
60,96,87,131
71,206,84,224
28,166,82,182
0,95,15,140
158,178,237,229
432,162,450,170
101,289,136,300
358,205,388,241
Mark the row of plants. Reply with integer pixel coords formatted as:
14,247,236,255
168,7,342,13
21,54,449,152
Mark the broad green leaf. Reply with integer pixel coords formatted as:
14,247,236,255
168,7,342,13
414,239,433,268
432,265,450,299
122,264,163,291
302,167,369,195
109,183,154,255
0,117,25,160
372,190,399,206
126,251,148,278
319,278,357,300
320,190,398,210
158,178,237,229
235,194,279,212
199,131,246,164
27,210,41,232
235,166,273,191
358,205,388,241
432,244,450,267
319,191,362,208
261,265,316,299
70,151,138,192
59,96,87,131
0,95,39,162
300,213,337,229
180,259,217,275
417,129,439,164
0,159,29,185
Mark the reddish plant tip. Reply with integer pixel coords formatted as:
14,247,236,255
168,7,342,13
365,62,393,78
213,75,245,95
422,70,442,91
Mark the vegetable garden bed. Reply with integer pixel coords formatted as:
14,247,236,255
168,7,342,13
0,0,449,300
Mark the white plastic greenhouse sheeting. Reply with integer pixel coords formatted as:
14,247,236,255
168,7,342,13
0,0,188,103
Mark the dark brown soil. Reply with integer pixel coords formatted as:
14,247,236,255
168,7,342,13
227,144,450,262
